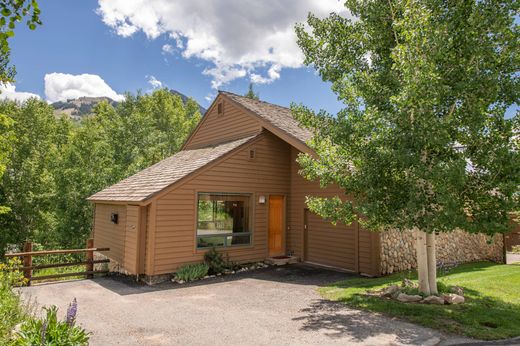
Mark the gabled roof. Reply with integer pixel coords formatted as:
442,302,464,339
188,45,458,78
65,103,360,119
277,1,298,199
88,135,259,203
220,91,312,145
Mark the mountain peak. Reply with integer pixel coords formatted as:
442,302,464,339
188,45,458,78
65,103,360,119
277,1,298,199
52,90,206,120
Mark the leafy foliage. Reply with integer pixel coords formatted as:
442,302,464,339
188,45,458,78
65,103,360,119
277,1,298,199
294,1,519,235
0,112,14,214
204,247,228,275
13,305,89,346
174,263,209,282
0,0,41,84
0,258,27,344
0,89,201,253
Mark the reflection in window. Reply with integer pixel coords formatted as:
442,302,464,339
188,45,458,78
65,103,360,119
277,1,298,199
196,193,252,248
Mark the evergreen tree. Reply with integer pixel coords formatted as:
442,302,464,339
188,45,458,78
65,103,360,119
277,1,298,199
245,83,259,100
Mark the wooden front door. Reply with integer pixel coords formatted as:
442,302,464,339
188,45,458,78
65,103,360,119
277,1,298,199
268,195,284,257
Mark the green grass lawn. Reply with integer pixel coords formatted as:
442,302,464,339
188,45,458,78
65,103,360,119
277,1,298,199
319,262,520,340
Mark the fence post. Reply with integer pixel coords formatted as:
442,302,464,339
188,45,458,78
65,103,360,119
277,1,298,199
86,238,94,279
23,241,32,286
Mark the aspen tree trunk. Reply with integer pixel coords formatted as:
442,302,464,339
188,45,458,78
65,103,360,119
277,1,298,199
426,232,438,294
415,229,430,295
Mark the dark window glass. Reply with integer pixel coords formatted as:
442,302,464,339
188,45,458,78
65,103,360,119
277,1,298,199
197,193,252,248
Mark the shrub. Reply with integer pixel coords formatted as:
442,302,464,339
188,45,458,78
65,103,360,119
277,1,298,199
204,247,227,275
0,258,28,344
175,263,209,282
13,299,89,345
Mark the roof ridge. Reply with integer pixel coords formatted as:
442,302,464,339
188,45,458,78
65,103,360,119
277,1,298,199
218,90,291,111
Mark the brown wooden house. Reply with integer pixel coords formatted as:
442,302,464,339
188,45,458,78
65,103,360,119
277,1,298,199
88,91,503,282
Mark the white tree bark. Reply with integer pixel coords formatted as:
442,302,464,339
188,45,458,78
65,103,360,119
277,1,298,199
415,229,430,295
426,232,437,294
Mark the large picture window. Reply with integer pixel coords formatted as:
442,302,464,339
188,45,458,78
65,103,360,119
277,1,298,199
196,193,252,248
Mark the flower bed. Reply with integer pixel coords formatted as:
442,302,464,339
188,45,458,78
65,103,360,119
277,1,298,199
172,261,270,284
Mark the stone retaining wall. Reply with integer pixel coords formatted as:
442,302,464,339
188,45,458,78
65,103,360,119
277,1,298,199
380,229,504,275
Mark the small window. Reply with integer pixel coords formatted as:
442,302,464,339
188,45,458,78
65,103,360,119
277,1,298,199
196,193,252,248
249,149,256,160
217,102,223,115
110,213,118,224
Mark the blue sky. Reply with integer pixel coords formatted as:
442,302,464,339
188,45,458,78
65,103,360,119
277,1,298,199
4,1,517,118
7,0,345,114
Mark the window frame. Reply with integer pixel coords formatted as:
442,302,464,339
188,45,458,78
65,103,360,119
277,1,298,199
195,192,254,249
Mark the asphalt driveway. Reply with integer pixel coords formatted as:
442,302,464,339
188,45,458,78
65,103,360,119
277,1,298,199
21,264,471,346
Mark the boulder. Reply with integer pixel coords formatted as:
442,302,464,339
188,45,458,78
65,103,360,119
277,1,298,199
422,295,445,305
450,286,464,296
402,278,418,288
397,293,423,303
442,293,465,304
381,284,400,297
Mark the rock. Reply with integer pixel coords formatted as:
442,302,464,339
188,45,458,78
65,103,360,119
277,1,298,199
10,323,22,338
422,295,445,305
442,293,465,304
402,278,418,288
381,284,400,297
365,289,381,297
204,275,210,279
178,280,185,284
450,286,464,296
397,293,423,303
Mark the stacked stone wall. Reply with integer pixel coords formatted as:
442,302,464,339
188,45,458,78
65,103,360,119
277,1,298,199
380,229,504,274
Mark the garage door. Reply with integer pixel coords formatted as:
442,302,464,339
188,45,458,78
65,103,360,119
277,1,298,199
304,209,357,271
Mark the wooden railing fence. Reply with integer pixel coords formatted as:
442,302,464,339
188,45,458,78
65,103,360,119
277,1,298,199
4,238,110,285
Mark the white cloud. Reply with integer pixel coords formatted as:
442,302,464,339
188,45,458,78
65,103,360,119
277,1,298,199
44,73,125,103
162,43,174,55
96,0,348,88
204,92,216,103
250,64,282,84
0,83,41,102
146,75,163,89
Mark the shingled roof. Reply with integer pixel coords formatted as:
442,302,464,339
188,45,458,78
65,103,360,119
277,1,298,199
220,91,312,144
88,135,258,202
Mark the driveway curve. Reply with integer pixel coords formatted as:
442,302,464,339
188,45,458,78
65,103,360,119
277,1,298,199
21,264,469,346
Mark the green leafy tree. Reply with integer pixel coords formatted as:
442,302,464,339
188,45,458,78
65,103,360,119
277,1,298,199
0,112,14,214
0,99,59,251
244,83,259,100
0,89,201,252
51,89,201,248
0,0,41,84
295,1,519,294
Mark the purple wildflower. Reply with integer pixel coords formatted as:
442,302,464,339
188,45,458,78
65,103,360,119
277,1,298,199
66,298,77,326
40,319,48,345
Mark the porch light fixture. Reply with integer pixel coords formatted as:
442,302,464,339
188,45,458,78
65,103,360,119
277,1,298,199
258,195,266,204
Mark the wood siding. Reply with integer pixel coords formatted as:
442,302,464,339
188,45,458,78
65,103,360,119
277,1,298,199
184,98,262,150
150,131,291,275
304,209,357,270
287,147,380,276
93,204,127,264
123,205,140,274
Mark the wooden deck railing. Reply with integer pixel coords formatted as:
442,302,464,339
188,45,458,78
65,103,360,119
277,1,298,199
4,238,110,285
